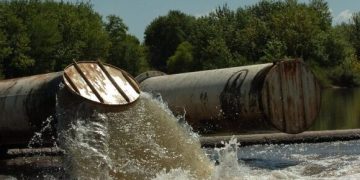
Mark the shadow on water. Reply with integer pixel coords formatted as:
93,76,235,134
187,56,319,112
311,88,360,130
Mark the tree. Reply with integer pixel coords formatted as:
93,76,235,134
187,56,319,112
105,15,148,75
0,1,149,78
105,15,127,41
0,30,11,79
27,11,61,74
167,41,194,73
202,38,234,69
1,8,34,78
144,10,195,72
350,12,360,59
309,0,332,31
0,1,112,77
53,2,110,70
261,39,287,62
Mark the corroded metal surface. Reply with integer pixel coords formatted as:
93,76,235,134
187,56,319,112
0,72,63,146
0,61,140,147
138,60,321,134
261,61,321,133
63,61,140,105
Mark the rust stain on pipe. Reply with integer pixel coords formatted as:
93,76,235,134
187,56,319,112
260,61,321,133
0,72,63,147
137,60,321,134
0,61,140,148
63,61,139,105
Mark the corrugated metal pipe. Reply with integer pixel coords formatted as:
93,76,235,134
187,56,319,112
136,60,321,134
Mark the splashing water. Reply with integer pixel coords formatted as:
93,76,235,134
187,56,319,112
205,139,360,179
16,89,360,180
28,116,57,148
56,92,213,179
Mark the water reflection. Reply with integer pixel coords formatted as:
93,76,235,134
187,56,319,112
311,88,360,130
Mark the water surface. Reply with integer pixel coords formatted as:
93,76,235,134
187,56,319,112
311,88,360,130
1,88,360,179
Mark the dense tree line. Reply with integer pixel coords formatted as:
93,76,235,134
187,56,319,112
0,0,148,79
144,0,360,87
1,0,360,87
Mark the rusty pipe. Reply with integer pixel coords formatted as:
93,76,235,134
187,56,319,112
0,62,140,148
137,60,321,134
0,72,63,147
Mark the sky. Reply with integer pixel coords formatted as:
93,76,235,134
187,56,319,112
70,0,360,42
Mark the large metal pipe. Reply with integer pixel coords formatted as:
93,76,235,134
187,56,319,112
0,61,140,148
0,73,63,147
137,60,321,134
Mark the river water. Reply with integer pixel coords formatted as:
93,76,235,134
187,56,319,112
312,88,360,130
1,88,360,179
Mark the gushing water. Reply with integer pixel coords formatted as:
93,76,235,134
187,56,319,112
56,92,213,179
10,90,360,179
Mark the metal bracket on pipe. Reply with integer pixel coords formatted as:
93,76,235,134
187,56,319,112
72,60,105,103
63,60,140,105
97,60,130,103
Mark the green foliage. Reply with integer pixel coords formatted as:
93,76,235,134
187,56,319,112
0,30,11,79
307,61,332,87
309,0,332,31
330,56,360,87
0,1,146,78
105,15,128,41
167,41,193,73
52,1,110,70
350,12,360,59
28,9,61,73
144,10,195,72
105,15,149,75
201,38,234,69
1,0,360,88
144,0,360,87
261,39,287,62
1,6,34,77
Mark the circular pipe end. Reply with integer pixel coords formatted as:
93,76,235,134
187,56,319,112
261,60,321,134
63,61,140,106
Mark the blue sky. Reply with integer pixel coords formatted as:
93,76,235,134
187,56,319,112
72,0,360,41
